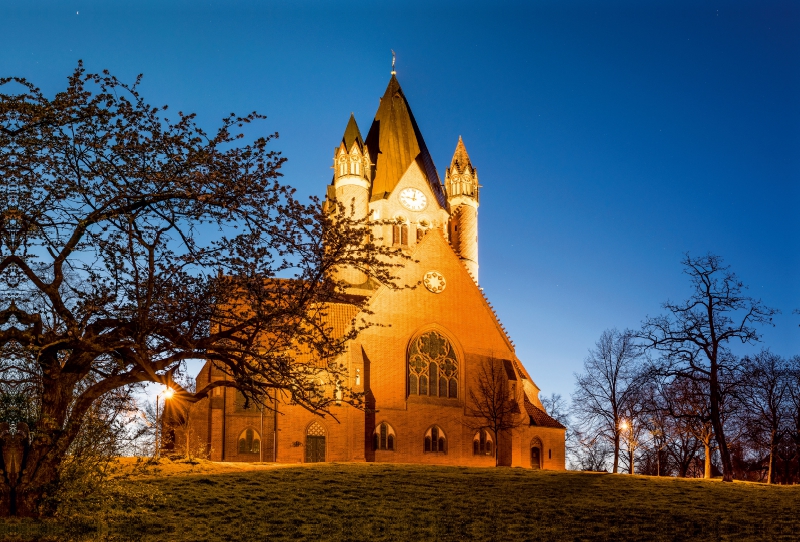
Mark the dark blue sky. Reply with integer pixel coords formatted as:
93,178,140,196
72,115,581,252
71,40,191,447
4,1,798,400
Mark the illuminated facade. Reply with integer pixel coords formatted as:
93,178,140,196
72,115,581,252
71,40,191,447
189,74,565,469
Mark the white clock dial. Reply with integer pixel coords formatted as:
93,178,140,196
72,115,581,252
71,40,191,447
399,188,427,211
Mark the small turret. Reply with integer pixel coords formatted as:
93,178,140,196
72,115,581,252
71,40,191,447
332,114,372,285
446,137,479,282
334,114,371,198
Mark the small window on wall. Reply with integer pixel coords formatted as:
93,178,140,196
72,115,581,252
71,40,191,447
373,422,396,451
238,428,261,454
393,223,409,246
472,429,494,456
423,426,446,453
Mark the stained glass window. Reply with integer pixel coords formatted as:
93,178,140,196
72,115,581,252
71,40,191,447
473,429,493,456
238,428,261,454
408,331,458,399
373,422,396,451
424,426,446,453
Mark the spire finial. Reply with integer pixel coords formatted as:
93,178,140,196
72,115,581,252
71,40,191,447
391,50,396,75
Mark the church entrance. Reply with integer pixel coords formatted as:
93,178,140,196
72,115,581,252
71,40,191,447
305,421,326,463
531,446,541,470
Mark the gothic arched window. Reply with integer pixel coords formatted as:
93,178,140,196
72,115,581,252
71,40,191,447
373,422,396,451
238,428,261,454
424,426,446,453
408,331,458,399
473,429,493,456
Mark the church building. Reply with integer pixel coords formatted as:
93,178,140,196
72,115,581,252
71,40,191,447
188,72,566,469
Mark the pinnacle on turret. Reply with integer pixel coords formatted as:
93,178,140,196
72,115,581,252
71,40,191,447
445,136,478,201
333,114,370,183
449,136,473,175
341,113,364,152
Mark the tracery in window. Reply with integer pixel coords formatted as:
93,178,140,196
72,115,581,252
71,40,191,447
373,422,396,451
472,429,494,456
424,425,446,453
238,428,261,454
408,331,458,398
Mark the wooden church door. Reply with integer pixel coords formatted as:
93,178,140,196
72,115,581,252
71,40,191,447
531,447,541,470
305,421,326,463
306,436,326,463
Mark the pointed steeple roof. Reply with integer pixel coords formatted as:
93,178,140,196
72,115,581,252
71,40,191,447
341,113,364,151
364,75,447,207
449,136,473,174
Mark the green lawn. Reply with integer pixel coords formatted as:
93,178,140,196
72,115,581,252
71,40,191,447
2,463,798,541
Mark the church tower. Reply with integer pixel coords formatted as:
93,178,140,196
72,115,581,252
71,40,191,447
446,137,479,282
332,114,371,285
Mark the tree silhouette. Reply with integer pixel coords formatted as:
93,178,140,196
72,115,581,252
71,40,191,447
0,65,400,516
638,254,777,482
467,357,523,467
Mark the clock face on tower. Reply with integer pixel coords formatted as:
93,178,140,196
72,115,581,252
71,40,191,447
398,188,427,211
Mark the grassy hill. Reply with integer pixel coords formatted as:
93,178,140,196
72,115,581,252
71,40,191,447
2,460,798,541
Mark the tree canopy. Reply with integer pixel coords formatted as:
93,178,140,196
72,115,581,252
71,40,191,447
0,65,397,516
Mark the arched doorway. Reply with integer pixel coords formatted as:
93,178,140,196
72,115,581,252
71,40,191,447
305,421,326,463
530,437,543,470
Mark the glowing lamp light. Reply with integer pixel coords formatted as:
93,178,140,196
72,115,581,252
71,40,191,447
163,387,175,399
619,419,629,432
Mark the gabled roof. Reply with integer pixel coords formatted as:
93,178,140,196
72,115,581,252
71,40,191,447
341,113,364,151
364,75,447,207
524,396,566,429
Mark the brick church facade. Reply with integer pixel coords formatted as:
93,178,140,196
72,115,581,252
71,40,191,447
187,72,566,469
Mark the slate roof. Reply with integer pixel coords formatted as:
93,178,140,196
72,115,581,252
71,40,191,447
524,397,566,429
364,75,447,207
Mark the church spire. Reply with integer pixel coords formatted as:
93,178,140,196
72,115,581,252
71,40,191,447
446,136,480,282
364,75,446,207
331,114,371,287
446,136,478,201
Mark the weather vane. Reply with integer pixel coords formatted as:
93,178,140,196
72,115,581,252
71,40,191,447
391,50,396,75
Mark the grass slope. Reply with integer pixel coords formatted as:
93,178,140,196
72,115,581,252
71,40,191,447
4,461,800,541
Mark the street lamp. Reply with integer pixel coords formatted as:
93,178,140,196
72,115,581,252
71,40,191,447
155,387,174,460
619,418,634,475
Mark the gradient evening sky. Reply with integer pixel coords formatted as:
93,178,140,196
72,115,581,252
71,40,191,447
3,1,798,402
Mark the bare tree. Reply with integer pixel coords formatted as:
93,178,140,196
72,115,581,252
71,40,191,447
788,356,800,483
660,376,717,478
572,328,644,473
638,254,778,482
737,351,791,483
467,358,524,467
570,432,613,472
0,66,402,516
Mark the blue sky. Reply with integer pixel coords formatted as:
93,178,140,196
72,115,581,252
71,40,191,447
3,0,798,401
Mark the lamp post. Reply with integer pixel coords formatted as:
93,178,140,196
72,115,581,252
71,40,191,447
619,419,635,475
155,386,175,460
651,426,664,477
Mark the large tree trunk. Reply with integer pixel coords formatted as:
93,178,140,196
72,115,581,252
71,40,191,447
0,424,63,517
704,442,712,479
709,367,734,482
612,432,620,473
